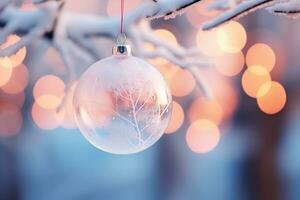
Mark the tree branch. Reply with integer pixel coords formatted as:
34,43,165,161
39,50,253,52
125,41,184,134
203,0,275,30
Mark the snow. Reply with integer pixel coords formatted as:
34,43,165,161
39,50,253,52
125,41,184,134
268,0,300,18
203,0,275,30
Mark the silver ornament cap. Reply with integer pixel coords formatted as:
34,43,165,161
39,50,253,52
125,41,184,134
112,33,131,56
112,44,132,56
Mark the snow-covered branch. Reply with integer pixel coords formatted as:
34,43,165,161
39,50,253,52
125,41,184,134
0,0,213,111
0,1,63,55
267,0,300,18
149,0,203,19
203,0,275,30
150,0,300,30
1,0,300,107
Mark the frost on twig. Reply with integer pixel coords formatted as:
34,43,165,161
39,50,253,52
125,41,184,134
148,0,204,20
207,0,239,11
203,0,276,30
267,0,300,18
0,1,63,55
2,0,300,111
150,0,300,30
0,0,212,103
149,0,299,30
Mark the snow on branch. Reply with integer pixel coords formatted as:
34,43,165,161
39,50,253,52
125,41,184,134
1,0,300,105
203,0,276,30
267,0,300,18
149,0,203,19
0,0,213,110
150,0,300,30
207,0,240,11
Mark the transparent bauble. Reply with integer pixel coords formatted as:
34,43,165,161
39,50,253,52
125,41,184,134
73,54,172,154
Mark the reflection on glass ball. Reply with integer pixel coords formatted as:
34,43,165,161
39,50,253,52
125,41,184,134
73,55,172,154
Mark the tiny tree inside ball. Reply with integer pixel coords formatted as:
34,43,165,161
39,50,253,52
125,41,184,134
73,45,172,154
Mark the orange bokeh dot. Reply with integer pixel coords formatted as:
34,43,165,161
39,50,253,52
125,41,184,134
31,102,62,130
246,43,276,72
106,0,141,16
242,65,271,98
217,21,247,53
154,29,177,45
188,97,223,125
215,51,245,76
165,101,184,134
197,29,222,57
0,35,27,67
0,63,12,87
0,90,25,108
1,64,29,94
33,75,65,109
169,68,195,97
186,119,220,153
159,64,195,97
257,81,286,115
0,57,12,69
0,103,23,137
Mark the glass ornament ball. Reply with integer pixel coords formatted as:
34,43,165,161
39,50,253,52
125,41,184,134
73,52,172,154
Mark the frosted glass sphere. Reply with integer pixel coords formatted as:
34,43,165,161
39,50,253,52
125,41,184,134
73,55,172,154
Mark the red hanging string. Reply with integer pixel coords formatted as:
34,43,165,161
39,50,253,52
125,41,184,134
120,0,125,33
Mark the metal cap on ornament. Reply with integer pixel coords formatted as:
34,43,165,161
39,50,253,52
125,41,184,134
112,33,132,56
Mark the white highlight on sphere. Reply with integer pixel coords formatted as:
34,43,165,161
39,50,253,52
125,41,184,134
73,55,172,154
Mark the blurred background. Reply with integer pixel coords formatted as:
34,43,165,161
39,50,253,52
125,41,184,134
1,0,300,200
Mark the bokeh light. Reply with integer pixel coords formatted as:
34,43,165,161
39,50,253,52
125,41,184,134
217,21,247,53
165,101,184,134
154,63,195,97
33,75,65,109
154,29,178,46
215,51,245,76
241,65,271,98
31,102,62,130
188,97,223,125
0,62,12,87
0,57,12,69
196,29,222,57
0,90,25,108
165,65,196,97
257,81,287,114
0,103,23,137
0,35,27,68
246,43,276,72
1,64,29,94
247,29,285,78
186,119,220,153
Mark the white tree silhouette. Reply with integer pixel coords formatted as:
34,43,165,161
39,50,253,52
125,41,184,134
112,78,170,147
